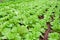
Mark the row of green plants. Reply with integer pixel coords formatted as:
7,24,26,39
0,0,60,40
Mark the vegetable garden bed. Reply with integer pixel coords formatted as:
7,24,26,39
0,0,60,40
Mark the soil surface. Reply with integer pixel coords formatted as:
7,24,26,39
40,22,52,40
39,13,55,40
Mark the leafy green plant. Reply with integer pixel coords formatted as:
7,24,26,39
0,0,60,40
48,32,60,40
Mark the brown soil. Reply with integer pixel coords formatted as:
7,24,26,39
39,12,55,40
40,22,52,40
38,15,44,19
